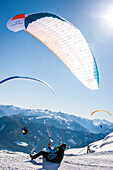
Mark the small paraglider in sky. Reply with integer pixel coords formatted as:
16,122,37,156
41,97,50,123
7,12,99,90
0,76,54,94
91,110,111,116
91,110,111,129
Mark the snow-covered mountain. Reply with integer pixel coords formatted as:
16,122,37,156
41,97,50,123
0,115,105,153
0,104,113,154
0,132,113,170
0,104,113,134
0,105,31,117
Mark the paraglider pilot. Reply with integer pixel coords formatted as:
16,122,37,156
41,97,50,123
87,145,91,153
22,127,29,135
30,143,67,163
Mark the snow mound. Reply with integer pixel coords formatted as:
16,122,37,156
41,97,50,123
90,132,113,152
66,132,113,156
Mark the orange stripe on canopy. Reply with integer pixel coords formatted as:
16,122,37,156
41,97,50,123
11,13,25,20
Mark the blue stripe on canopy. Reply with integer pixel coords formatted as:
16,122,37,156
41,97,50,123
25,13,65,29
0,76,54,94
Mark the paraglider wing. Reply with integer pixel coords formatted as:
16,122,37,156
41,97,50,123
7,12,99,90
91,110,111,116
0,76,54,94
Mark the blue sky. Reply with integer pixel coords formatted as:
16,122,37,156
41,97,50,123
0,0,113,122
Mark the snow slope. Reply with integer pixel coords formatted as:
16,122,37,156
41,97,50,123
0,132,113,170
66,132,113,155
0,149,113,169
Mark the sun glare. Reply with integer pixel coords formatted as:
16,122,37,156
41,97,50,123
102,7,113,28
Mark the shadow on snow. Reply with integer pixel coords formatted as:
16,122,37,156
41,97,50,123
27,158,61,170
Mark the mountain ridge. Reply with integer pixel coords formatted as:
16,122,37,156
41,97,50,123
0,104,113,134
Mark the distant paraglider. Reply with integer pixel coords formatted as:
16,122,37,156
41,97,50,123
91,110,111,116
0,76,54,94
91,110,111,129
7,12,99,90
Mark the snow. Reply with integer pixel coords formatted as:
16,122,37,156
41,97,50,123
36,116,52,119
14,141,28,147
0,124,5,131
67,139,77,145
54,115,68,122
66,132,113,155
0,149,113,169
0,104,113,134
0,132,113,169
90,132,113,152
93,120,100,126
64,151,113,169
